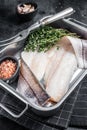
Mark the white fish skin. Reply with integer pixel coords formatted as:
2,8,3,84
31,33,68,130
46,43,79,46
30,52,49,81
21,51,37,67
46,46,58,58
67,36,87,68
46,47,77,102
21,51,49,81
44,37,73,87
44,47,65,85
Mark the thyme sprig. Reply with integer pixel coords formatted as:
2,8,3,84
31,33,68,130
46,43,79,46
24,26,77,52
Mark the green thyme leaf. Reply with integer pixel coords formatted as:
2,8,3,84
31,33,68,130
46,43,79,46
24,26,78,52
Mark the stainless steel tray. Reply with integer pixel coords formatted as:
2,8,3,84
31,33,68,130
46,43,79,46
0,15,87,117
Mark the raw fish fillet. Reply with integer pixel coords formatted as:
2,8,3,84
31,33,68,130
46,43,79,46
45,37,77,102
21,51,48,81
44,46,65,85
18,36,82,103
20,57,50,105
17,73,39,105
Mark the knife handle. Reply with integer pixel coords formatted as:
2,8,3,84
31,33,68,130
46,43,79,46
41,7,75,25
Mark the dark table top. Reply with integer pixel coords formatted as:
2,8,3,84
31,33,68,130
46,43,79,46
0,115,86,130
0,0,87,130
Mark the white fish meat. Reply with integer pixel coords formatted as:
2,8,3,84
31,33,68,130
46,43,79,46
44,46,66,85
21,51,37,68
21,51,49,81
19,36,81,103
46,40,77,102
20,58,50,105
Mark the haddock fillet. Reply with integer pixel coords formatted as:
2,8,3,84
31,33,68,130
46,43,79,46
20,57,50,105
20,36,78,103
21,51,48,81
46,43,77,102
17,73,39,105
44,46,66,85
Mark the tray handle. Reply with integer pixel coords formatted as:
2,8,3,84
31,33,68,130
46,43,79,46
63,18,87,31
63,18,87,28
0,79,29,118
63,18,87,39
0,103,28,118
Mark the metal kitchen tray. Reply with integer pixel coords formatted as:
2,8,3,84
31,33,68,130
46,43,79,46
0,10,87,117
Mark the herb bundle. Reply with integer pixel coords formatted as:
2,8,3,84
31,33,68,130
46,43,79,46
24,26,77,52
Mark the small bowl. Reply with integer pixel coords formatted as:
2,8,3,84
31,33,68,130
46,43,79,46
0,56,19,84
16,2,38,21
